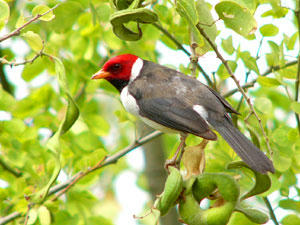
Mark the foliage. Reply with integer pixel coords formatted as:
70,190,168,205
0,0,299,225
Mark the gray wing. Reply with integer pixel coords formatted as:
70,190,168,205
137,96,217,140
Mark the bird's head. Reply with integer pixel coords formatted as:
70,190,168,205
92,54,139,81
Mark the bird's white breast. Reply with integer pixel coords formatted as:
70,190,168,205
120,86,140,116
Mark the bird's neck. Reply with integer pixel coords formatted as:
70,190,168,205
108,79,129,92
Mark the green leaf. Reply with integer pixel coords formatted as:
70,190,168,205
38,205,51,225
254,97,272,114
83,114,110,136
239,51,259,74
75,131,103,151
48,1,82,33
32,5,55,21
176,0,198,25
279,199,300,213
194,0,217,55
273,151,291,172
22,31,43,52
217,60,237,79
286,32,298,50
0,87,16,111
257,76,281,87
291,101,300,114
0,0,9,30
259,24,279,36
222,36,234,55
215,1,257,37
282,214,300,225
22,57,45,81
27,208,38,225
272,127,290,147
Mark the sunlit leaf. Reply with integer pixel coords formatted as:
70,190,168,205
259,24,279,36
257,76,281,87
215,1,257,37
291,101,300,114
38,205,51,225
22,31,43,52
254,97,272,114
32,5,55,21
0,0,9,30
282,214,300,225
222,36,234,55
27,208,38,225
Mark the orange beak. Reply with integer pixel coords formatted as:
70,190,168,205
91,69,111,79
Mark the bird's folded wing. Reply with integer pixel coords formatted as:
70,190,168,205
138,97,217,140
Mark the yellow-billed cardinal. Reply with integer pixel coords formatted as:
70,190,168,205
92,54,274,174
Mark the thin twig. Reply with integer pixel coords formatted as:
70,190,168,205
0,157,22,177
51,130,162,200
196,23,272,156
261,60,298,76
263,197,279,225
0,212,21,225
50,131,161,200
294,9,300,134
0,130,163,224
0,4,59,43
223,60,298,98
0,42,45,66
152,23,214,87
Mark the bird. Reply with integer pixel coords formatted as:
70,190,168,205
91,54,274,174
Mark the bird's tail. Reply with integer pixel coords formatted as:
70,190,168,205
210,119,274,174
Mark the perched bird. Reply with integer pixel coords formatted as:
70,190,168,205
92,54,274,174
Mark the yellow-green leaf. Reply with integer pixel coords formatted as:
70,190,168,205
291,102,300,114
215,1,257,37
22,31,43,52
32,5,55,21
254,97,272,114
38,206,51,225
257,76,281,87
176,0,198,25
0,0,9,23
27,208,38,225
15,13,26,28
259,24,279,37
222,36,234,55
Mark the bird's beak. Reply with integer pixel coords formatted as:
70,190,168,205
91,69,111,79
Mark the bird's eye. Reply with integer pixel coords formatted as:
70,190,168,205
111,63,121,71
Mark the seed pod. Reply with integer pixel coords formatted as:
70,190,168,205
155,166,183,216
179,173,240,225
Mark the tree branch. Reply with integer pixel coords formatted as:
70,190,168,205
263,197,279,225
152,23,214,87
0,4,59,43
0,130,163,225
0,42,45,66
196,23,272,156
